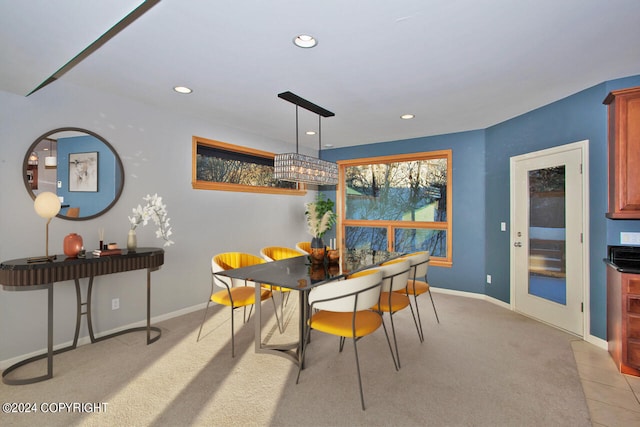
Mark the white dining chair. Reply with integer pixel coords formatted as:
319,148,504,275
296,269,395,410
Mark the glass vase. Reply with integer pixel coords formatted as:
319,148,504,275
127,229,137,252
310,237,325,265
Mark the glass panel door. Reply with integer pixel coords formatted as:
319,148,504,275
527,166,566,304
512,142,584,336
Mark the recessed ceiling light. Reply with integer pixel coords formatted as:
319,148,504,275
293,34,317,48
306,131,316,135
401,114,415,120
323,144,334,148
173,86,192,94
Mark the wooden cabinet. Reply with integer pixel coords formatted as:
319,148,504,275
26,164,38,190
607,264,640,375
604,86,640,219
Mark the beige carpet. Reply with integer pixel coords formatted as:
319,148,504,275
0,293,591,426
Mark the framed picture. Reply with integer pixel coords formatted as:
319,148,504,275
69,151,98,192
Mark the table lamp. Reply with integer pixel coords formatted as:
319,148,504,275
28,191,61,263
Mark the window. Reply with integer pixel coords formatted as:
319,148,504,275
192,136,306,195
338,150,452,266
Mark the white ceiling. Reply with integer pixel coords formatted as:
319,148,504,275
2,0,640,149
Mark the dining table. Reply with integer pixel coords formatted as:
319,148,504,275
213,248,401,365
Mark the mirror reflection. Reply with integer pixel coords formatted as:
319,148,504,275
23,128,124,220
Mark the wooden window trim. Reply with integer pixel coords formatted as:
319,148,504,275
192,136,307,195
337,149,452,267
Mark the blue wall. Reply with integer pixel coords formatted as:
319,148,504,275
325,75,640,341
485,83,609,337
323,130,487,295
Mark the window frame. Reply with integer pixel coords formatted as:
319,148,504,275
337,150,452,267
192,136,306,195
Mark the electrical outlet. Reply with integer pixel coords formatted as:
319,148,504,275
486,274,492,284
621,232,640,245
112,298,120,310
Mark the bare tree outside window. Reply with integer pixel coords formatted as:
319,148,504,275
340,151,451,265
192,136,304,195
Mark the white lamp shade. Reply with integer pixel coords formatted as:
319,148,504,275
34,191,61,219
44,156,57,167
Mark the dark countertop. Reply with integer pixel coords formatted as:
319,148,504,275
605,260,640,274
606,245,640,274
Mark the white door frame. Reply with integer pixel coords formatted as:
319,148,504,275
509,140,590,339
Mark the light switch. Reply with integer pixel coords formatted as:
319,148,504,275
57,180,62,188
500,222,507,232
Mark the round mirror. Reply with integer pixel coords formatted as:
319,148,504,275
23,127,124,221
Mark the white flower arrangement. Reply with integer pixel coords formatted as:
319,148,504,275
128,193,174,247
305,195,336,239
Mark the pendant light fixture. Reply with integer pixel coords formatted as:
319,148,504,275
274,91,338,186
28,151,39,165
44,138,57,169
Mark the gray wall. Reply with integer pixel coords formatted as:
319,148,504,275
0,81,313,363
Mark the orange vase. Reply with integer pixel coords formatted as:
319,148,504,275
63,233,83,257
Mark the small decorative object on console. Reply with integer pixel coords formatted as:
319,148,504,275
92,248,123,257
127,229,137,251
63,233,83,257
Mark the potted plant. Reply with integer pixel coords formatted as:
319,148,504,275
305,194,337,263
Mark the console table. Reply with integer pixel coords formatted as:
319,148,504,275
0,247,164,385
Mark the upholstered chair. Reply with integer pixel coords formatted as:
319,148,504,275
395,251,439,343
197,252,272,357
296,269,394,410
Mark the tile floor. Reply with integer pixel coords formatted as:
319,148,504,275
572,340,640,426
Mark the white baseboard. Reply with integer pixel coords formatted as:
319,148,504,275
585,334,608,350
430,286,511,309
0,302,208,371
430,287,608,349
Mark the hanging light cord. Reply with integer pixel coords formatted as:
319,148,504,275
318,115,322,157
295,105,299,154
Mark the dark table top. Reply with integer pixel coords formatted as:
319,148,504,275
215,249,401,291
0,247,164,270
0,248,165,288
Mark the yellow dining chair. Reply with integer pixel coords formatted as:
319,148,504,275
295,241,311,254
259,246,303,332
296,269,394,410
395,251,439,343
66,207,80,218
197,252,272,357
261,246,303,261
369,258,412,370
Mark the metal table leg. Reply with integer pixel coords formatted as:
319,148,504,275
88,268,161,344
1,284,54,385
252,279,299,364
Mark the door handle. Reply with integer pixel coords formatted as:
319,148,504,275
514,242,522,247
